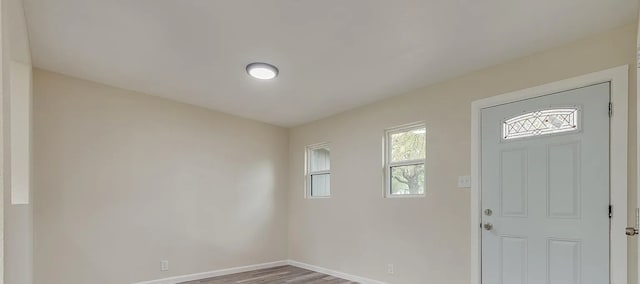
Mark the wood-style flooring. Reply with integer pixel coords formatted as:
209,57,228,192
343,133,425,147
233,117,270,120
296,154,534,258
180,265,358,284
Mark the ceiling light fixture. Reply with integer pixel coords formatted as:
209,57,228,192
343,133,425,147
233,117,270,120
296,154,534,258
246,62,279,80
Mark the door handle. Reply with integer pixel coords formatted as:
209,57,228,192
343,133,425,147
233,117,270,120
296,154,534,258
483,223,493,231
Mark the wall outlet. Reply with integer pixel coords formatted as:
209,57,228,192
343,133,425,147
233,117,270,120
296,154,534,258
160,260,169,271
457,175,471,188
387,264,394,274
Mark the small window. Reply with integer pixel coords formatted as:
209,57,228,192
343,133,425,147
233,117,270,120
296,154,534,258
306,143,330,198
384,123,426,197
503,108,579,140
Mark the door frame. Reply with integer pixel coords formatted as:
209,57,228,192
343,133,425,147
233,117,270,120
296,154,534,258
471,65,629,284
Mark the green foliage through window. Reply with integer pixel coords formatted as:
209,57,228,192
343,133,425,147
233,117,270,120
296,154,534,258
387,126,426,196
391,130,426,162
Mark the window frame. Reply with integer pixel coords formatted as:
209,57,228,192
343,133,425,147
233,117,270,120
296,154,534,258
384,122,427,198
305,142,331,199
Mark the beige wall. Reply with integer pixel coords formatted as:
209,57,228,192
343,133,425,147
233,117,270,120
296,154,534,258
32,69,290,284
288,24,638,284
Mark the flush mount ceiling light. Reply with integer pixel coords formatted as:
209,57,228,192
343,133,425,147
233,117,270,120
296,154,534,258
246,62,279,80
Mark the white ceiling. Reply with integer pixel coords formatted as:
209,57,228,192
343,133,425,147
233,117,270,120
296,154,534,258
24,0,638,127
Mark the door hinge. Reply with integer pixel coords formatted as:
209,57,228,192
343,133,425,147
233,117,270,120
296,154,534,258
609,205,612,218
626,208,640,236
609,102,613,117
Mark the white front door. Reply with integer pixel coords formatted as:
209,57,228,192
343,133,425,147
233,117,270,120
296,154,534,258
481,83,610,284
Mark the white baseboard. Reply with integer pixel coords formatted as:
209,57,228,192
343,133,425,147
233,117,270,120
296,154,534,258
133,259,387,284
287,260,388,284
132,260,288,284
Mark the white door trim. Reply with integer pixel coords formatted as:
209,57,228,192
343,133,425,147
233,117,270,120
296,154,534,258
471,65,628,284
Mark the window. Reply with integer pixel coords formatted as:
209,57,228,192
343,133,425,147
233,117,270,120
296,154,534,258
384,123,426,197
503,108,579,140
306,143,330,198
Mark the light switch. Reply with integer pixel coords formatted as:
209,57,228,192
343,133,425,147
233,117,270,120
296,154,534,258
458,175,471,188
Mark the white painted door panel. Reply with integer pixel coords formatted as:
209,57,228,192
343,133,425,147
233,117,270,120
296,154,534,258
481,83,610,284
